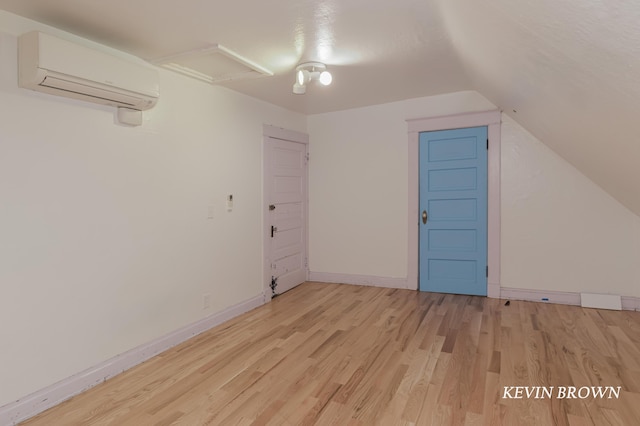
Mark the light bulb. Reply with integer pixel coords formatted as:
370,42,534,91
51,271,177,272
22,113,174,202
296,69,306,86
319,70,332,86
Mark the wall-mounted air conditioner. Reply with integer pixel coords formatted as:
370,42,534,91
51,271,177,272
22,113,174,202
18,31,159,112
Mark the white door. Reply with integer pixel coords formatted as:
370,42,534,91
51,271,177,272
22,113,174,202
264,130,308,298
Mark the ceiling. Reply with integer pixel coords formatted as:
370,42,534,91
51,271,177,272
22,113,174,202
0,0,470,114
1,0,640,217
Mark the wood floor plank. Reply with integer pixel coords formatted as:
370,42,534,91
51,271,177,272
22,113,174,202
19,282,640,425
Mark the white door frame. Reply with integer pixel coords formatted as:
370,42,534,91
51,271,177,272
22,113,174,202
262,124,309,301
407,110,502,297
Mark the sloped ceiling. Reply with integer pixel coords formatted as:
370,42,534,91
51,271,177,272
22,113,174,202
0,0,638,216
435,0,640,217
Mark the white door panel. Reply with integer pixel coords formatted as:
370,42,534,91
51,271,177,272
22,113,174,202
264,135,308,297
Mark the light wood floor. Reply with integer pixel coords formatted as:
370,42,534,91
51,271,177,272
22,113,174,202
21,282,640,425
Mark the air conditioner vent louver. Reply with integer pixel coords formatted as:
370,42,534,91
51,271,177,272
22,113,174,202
40,76,141,107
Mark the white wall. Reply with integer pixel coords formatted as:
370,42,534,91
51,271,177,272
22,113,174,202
308,91,495,279
308,92,640,297
501,114,640,297
0,14,306,407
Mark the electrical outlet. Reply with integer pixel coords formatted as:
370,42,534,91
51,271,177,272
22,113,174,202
203,293,211,309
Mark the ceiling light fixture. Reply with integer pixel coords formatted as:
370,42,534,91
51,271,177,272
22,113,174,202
292,62,332,94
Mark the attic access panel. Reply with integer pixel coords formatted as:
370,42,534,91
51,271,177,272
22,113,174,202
153,44,273,83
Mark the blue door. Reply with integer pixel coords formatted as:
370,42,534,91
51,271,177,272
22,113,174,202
419,127,488,296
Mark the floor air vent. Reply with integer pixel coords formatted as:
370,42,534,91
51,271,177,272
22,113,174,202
580,293,622,310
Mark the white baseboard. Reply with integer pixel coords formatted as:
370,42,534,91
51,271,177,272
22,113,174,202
500,287,581,306
309,271,408,289
500,287,640,312
0,293,265,426
622,296,640,311
308,276,640,312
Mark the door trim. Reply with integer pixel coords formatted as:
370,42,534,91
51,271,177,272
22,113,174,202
262,124,309,302
407,110,501,297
